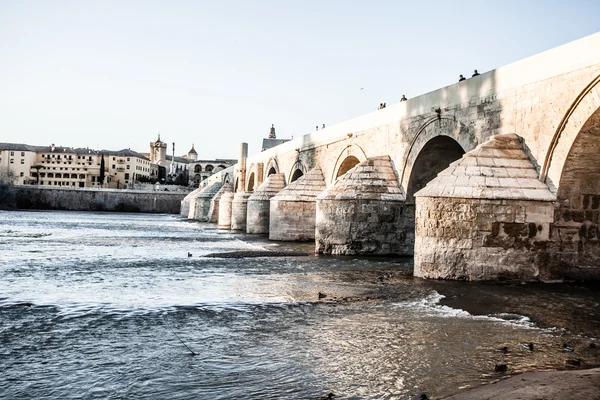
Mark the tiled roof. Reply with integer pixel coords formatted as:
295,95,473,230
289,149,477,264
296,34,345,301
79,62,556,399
0,142,38,151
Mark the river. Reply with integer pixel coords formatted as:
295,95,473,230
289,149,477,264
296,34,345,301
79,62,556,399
1,210,599,399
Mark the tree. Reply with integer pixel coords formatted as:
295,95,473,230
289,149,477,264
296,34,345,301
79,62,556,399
99,154,106,187
0,165,17,185
32,164,44,185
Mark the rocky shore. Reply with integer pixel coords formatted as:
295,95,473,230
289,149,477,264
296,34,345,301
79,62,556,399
442,367,600,400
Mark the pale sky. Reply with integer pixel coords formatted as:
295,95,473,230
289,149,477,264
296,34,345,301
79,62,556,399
1,0,598,159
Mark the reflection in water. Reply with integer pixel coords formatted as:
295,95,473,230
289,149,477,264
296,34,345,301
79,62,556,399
1,210,599,399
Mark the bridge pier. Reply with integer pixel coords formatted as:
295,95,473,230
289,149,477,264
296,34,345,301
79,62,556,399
209,182,233,223
191,182,223,221
246,173,286,234
269,167,327,241
315,156,412,255
180,187,203,217
414,134,556,281
218,192,235,229
231,192,252,231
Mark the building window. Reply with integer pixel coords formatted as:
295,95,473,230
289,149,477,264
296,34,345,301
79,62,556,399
127,165,130,169
125,173,130,180
10,159,14,163
127,157,130,161
10,151,14,156
20,172,24,177
20,159,24,164
113,157,116,161
112,165,115,169
21,152,25,156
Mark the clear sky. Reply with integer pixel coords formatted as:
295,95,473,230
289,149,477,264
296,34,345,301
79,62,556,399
1,1,598,159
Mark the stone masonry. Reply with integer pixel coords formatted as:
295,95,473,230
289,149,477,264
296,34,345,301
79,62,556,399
208,183,233,223
218,192,235,229
269,167,327,241
414,134,557,281
231,192,252,231
180,187,202,217
316,156,412,255
192,182,223,222
246,173,286,234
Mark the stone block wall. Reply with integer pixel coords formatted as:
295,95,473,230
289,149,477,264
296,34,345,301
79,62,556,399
209,183,232,223
231,192,252,231
191,182,223,222
0,185,185,214
246,200,270,234
316,199,414,255
269,200,316,241
548,194,600,280
180,187,202,217
218,192,234,229
414,197,555,281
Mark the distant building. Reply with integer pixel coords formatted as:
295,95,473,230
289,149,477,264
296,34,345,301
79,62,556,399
261,124,291,151
146,135,236,187
0,142,151,189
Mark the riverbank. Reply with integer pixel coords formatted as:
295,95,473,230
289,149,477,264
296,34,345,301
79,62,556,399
443,367,600,400
0,184,186,213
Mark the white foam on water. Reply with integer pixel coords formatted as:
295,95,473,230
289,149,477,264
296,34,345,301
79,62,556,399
395,290,537,329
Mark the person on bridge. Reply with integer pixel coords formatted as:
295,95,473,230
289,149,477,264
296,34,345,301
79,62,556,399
458,74,466,82
400,95,407,102
472,69,480,77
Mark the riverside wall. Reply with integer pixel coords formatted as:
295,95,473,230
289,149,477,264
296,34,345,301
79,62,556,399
0,185,185,214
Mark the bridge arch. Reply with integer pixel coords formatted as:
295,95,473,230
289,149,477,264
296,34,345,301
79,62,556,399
247,172,256,192
399,116,473,196
265,157,280,177
541,74,600,190
330,144,368,183
406,136,465,203
550,91,600,277
288,160,307,183
246,163,257,192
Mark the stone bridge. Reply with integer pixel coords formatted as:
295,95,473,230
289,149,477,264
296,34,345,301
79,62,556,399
183,32,600,282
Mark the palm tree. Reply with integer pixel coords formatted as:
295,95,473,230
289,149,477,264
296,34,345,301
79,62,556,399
32,164,43,185
99,154,105,187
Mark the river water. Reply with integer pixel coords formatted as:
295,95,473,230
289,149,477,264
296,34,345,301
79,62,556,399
1,210,599,399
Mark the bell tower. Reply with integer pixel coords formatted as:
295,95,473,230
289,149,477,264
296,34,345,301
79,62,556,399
150,132,168,166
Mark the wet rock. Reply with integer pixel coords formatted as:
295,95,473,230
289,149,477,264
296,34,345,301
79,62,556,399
496,346,509,353
204,250,309,258
318,292,327,299
420,394,429,400
317,393,335,400
566,359,582,366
